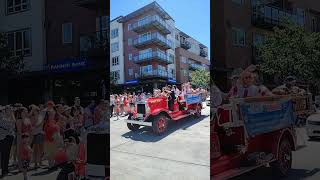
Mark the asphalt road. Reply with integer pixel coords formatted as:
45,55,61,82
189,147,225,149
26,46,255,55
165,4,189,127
233,128,320,180
110,104,210,180
1,162,59,180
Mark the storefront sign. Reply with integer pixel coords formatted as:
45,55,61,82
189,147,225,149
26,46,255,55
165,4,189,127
168,79,176,83
125,80,138,84
46,58,88,72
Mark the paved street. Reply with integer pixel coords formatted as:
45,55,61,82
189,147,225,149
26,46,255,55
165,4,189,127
110,103,210,180
234,128,320,180
1,162,59,180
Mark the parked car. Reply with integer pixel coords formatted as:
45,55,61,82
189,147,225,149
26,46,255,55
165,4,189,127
206,96,210,106
306,112,320,139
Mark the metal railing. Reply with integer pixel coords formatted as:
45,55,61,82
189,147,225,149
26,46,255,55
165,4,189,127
252,4,304,28
131,15,172,34
80,30,108,56
180,40,191,49
133,32,173,49
200,49,208,57
140,69,173,79
133,50,173,64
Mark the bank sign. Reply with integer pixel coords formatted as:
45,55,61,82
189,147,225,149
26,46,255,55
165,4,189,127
46,58,88,73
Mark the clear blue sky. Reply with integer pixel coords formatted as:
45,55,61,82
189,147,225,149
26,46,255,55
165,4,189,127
110,0,210,58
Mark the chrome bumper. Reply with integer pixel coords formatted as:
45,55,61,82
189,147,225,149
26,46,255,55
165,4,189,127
125,120,152,126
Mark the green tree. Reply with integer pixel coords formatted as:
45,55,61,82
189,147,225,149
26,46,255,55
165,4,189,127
0,32,24,74
190,69,210,89
257,20,320,87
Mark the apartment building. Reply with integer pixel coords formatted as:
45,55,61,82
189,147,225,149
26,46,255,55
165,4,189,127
111,2,210,92
110,16,124,85
0,0,46,104
213,0,320,91
175,29,210,84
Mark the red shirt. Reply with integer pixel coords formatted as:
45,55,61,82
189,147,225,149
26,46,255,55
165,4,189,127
44,120,60,142
20,145,32,161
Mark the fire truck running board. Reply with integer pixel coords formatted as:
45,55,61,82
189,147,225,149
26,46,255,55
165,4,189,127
172,114,192,121
212,159,276,180
125,120,152,126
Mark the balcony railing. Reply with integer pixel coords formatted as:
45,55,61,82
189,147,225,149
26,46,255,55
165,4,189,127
131,15,172,35
252,5,305,29
133,32,173,50
200,49,208,57
133,50,173,64
80,30,108,57
180,40,191,50
139,69,173,79
189,63,205,71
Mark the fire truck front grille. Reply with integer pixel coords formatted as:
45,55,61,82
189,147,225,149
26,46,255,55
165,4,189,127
137,104,146,114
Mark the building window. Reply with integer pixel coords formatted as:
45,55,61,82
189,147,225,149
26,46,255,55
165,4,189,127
128,53,132,61
128,38,132,46
169,54,174,63
112,56,119,66
111,28,119,39
182,70,188,77
181,56,187,64
62,23,72,44
7,0,30,14
141,65,152,74
128,24,132,31
253,33,265,46
111,42,119,52
96,16,108,31
232,0,244,5
128,69,133,76
8,28,32,56
111,71,120,80
232,27,245,46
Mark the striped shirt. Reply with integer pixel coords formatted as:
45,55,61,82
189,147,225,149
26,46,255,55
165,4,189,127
0,117,15,141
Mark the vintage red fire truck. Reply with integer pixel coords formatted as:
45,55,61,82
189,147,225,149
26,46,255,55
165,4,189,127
212,95,312,179
125,94,203,135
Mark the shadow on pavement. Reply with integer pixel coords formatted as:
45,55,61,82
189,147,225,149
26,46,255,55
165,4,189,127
308,137,320,142
121,114,209,142
232,167,320,180
30,168,58,176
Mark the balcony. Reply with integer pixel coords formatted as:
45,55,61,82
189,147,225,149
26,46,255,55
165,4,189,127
252,5,304,29
200,49,208,57
133,32,173,50
180,40,191,50
139,69,173,79
133,50,173,65
80,30,108,58
131,15,172,35
189,63,205,71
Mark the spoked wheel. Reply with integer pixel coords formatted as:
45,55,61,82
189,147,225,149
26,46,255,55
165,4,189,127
195,104,202,117
152,115,168,135
127,123,140,131
271,138,292,177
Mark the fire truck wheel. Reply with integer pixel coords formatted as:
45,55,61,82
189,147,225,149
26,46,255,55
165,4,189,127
127,123,140,131
271,138,292,177
152,115,168,135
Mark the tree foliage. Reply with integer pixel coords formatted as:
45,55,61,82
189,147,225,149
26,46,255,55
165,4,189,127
0,32,24,74
257,20,320,87
190,69,210,89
